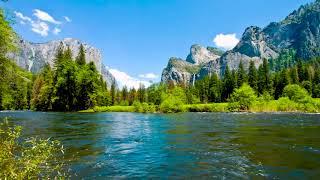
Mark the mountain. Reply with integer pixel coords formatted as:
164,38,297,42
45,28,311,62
8,37,115,86
161,45,224,84
162,0,320,84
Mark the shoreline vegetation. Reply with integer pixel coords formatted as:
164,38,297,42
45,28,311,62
80,84,320,113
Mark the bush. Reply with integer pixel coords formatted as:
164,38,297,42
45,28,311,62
0,118,68,179
230,84,257,110
282,84,310,103
276,97,298,112
160,96,185,113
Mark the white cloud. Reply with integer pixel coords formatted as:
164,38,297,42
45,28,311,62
213,33,239,50
106,67,151,89
64,16,72,22
14,11,33,23
15,10,70,37
31,21,49,37
53,27,61,35
33,9,61,24
138,73,159,79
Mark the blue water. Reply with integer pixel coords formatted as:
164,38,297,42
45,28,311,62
1,111,320,179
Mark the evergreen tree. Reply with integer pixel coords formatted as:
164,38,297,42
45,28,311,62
237,60,247,87
248,61,258,91
76,44,86,65
64,46,73,60
209,73,222,102
258,59,272,94
110,80,116,105
121,86,129,103
274,69,289,99
222,66,235,100
137,83,146,103
289,67,299,84
128,88,137,105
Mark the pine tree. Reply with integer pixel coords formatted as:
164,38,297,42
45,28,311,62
248,61,258,91
64,46,73,60
121,86,129,103
289,67,299,84
258,59,272,94
54,42,64,69
76,44,86,65
237,60,247,87
137,83,146,103
274,69,289,99
222,66,235,100
110,80,116,105
209,73,222,102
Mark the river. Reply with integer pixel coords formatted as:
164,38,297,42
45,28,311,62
1,111,319,179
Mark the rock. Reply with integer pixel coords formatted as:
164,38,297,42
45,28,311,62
186,44,221,65
8,37,115,86
161,44,223,84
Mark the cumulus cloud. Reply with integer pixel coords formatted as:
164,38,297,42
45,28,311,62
106,67,151,89
31,21,49,37
213,33,239,50
53,27,61,35
33,9,61,24
64,16,72,22
138,73,159,79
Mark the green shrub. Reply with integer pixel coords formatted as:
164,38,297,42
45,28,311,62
282,84,310,103
230,84,257,110
160,96,185,113
276,97,298,112
0,118,68,179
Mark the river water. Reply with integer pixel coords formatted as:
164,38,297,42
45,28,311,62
1,111,319,179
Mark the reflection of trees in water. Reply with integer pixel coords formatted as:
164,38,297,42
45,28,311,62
231,118,320,177
46,113,105,164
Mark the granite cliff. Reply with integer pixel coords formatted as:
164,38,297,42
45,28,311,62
8,38,115,86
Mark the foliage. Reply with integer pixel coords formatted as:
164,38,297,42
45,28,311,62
0,118,68,179
0,9,16,56
229,84,257,111
31,44,109,111
282,84,310,103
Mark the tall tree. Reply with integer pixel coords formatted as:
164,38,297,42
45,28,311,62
222,66,235,100
76,44,86,65
237,60,247,87
248,61,258,91
110,80,116,105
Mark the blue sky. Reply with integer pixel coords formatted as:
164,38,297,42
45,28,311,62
1,0,314,87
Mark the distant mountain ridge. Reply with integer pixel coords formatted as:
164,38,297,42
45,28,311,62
8,37,115,86
162,0,320,84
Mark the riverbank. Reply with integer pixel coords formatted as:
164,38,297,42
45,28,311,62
79,98,320,113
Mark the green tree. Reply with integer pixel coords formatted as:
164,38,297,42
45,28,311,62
237,60,247,87
230,83,257,110
222,66,236,101
248,61,258,91
258,59,272,94
274,69,289,99
76,44,86,65
282,84,311,103
110,80,116,105
137,83,146,103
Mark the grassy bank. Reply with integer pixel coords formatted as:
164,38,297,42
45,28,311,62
80,98,320,113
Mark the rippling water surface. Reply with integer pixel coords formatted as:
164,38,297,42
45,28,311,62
1,112,320,179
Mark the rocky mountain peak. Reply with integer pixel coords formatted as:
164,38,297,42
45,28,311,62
186,44,221,65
